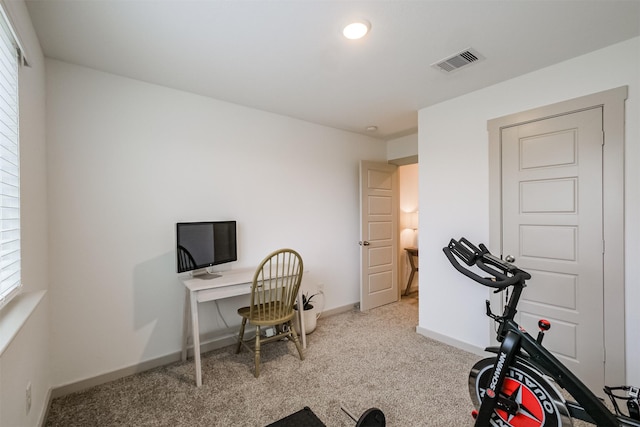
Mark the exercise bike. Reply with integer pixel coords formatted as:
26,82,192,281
443,237,640,427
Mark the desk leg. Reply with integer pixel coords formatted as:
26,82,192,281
190,291,203,387
181,289,190,362
297,293,306,349
404,253,418,296
405,267,416,296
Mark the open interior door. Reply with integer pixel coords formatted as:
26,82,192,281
359,161,398,311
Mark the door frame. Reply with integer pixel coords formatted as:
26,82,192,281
488,86,627,386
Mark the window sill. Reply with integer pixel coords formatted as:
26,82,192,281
0,290,46,356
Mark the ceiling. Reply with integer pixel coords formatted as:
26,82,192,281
25,1,640,140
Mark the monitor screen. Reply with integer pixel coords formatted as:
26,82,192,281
176,221,237,274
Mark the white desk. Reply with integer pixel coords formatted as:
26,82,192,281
181,267,306,386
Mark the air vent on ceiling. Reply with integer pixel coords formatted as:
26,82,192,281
432,48,485,73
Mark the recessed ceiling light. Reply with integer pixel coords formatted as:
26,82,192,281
366,126,378,132
343,21,370,40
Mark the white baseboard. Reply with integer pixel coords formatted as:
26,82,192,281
416,325,489,358
318,303,354,318
50,331,241,399
39,386,53,427
50,304,355,399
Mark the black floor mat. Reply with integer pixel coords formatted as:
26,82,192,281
265,406,326,427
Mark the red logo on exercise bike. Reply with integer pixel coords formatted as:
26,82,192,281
495,377,545,427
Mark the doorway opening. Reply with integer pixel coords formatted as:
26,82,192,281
398,163,419,298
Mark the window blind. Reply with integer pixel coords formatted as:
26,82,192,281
0,9,20,308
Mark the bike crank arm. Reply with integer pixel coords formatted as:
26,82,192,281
474,330,521,426
473,396,520,419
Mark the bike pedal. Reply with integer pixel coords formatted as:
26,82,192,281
628,400,640,420
471,410,478,420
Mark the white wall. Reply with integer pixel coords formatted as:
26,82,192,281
0,0,50,425
45,59,387,387
418,37,640,384
387,133,418,160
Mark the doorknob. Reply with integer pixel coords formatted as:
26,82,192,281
505,255,516,263
359,241,370,246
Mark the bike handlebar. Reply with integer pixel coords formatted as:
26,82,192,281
443,237,531,289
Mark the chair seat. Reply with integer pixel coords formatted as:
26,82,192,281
237,304,295,325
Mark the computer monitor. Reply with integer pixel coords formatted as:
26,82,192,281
176,221,237,278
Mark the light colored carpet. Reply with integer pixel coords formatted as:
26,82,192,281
46,295,481,426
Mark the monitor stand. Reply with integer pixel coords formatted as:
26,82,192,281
191,268,221,280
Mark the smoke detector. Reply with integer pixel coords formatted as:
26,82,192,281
432,48,485,73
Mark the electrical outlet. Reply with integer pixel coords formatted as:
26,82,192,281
25,382,32,415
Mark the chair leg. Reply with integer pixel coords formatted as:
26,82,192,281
288,321,305,361
254,326,261,378
236,318,247,354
